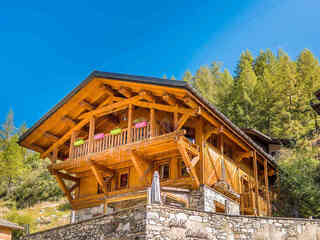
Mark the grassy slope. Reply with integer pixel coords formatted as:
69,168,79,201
0,199,71,233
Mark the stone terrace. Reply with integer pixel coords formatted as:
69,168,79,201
22,204,320,240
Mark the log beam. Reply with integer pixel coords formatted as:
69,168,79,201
62,116,77,128
139,90,155,102
79,95,143,119
176,114,191,130
183,96,198,109
253,151,260,216
177,139,200,187
44,132,60,142
119,87,133,98
100,84,116,96
162,93,177,106
264,158,271,216
79,100,96,111
133,101,196,115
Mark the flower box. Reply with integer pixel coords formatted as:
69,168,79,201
135,121,147,128
94,133,105,140
110,128,122,135
74,139,84,146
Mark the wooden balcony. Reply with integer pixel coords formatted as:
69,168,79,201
70,123,158,160
49,127,198,174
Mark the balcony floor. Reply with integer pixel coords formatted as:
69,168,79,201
50,130,188,174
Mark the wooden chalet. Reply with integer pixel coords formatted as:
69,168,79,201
19,71,278,217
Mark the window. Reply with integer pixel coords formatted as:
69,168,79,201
97,178,111,194
159,163,170,180
120,173,128,188
180,160,189,177
118,169,129,189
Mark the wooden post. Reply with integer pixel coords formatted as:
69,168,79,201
69,131,78,159
52,147,58,164
104,200,108,214
264,158,271,216
88,116,95,153
195,118,204,184
253,151,260,216
219,133,226,181
174,109,178,130
170,156,179,179
150,108,155,137
128,104,133,142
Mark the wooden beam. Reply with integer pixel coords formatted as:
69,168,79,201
139,90,155,102
118,87,133,98
190,156,199,168
69,131,78,160
69,182,79,193
88,116,95,153
41,95,123,159
79,95,143,119
133,101,196,115
53,171,79,182
44,132,60,142
52,147,58,164
204,127,220,141
79,100,96,111
177,140,200,187
150,108,155,137
88,160,114,176
236,151,253,162
55,175,73,203
176,113,191,130
90,163,108,194
264,158,271,216
130,150,151,184
200,110,249,152
62,116,77,128
207,147,221,185
183,96,198,109
162,93,177,106
31,144,45,153
100,84,116,96
128,104,133,143
253,151,260,216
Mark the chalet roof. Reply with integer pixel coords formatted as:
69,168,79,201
18,71,277,168
242,128,281,145
0,219,24,230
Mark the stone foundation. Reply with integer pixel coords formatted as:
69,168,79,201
190,185,240,215
22,204,320,240
21,206,146,240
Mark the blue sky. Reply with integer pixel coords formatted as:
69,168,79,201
1,0,320,128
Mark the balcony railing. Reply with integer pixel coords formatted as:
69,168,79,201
71,123,160,160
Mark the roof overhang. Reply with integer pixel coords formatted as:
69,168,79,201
19,71,278,169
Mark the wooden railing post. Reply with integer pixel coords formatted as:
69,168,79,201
150,108,155,137
264,158,271,216
128,104,133,143
69,131,78,159
89,116,95,153
253,151,260,216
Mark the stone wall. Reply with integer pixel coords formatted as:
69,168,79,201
21,206,146,240
146,204,320,240
22,203,320,240
190,185,240,215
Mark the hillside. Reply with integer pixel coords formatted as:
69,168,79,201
0,199,70,234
